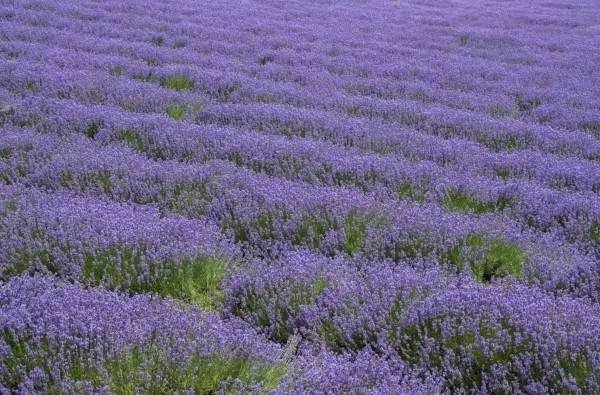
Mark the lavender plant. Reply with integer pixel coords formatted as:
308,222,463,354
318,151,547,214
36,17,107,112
0,275,284,393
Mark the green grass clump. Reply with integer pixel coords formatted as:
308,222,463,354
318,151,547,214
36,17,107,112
166,104,187,120
442,191,489,214
395,315,597,393
452,235,526,283
320,315,377,353
161,75,195,91
442,190,513,214
106,348,276,394
293,214,334,249
175,257,229,311
343,212,371,255
384,235,433,262
82,249,229,311
84,122,102,139
230,212,281,243
2,248,57,280
97,172,112,194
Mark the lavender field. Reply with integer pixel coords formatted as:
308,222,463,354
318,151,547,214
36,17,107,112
1,0,599,393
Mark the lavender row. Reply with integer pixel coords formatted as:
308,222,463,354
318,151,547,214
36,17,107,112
0,184,236,309
4,14,598,129
5,94,599,196
1,138,597,300
5,127,594,294
0,275,284,393
181,99,600,194
2,22,596,158
1,125,598,255
2,45,598,162
5,0,600,133
225,251,600,393
0,274,442,394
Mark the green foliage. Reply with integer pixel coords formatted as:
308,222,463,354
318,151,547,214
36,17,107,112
176,257,229,311
166,181,213,218
105,348,269,394
0,172,10,185
451,235,526,283
396,316,597,393
84,122,102,139
1,235,60,280
59,169,73,186
384,234,433,262
161,75,195,91
116,129,145,151
486,134,527,151
442,191,489,214
320,318,346,352
559,355,596,389
396,318,520,391
1,331,52,390
82,248,229,311
166,104,187,120
590,221,600,246
97,172,112,194
343,212,370,255
396,182,425,202
293,213,334,249
237,277,328,343
230,211,281,243
293,211,386,255
320,316,376,353
442,190,513,214
0,147,12,158
25,80,38,93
